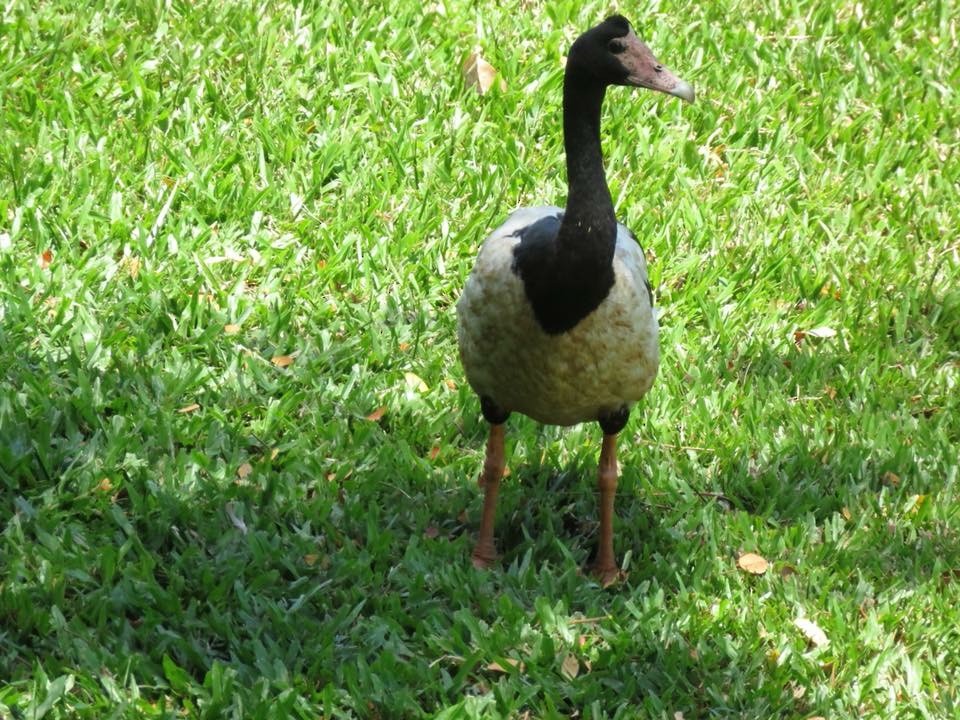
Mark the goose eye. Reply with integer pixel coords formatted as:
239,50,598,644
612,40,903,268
608,40,625,54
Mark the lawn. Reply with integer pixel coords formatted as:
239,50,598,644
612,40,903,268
1,0,959,716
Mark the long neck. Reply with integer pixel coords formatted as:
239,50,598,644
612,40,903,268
559,74,616,241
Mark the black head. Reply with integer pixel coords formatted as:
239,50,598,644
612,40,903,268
567,15,694,102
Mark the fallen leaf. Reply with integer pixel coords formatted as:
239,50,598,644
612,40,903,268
122,255,141,278
177,403,201,414
271,354,295,367
365,406,387,422
303,553,319,566
398,342,411,352
404,371,429,393
462,51,499,94
39,249,53,269
444,378,457,391
560,653,579,679
737,552,769,575
224,323,241,335
841,506,852,520
486,658,524,673
98,477,113,492
237,462,253,479
428,446,441,461
424,526,439,539
794,616,829,647
882,471,901,487
779,564,797,579
806,326,837,338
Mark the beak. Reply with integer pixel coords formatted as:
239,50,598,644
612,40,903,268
620,29,695,103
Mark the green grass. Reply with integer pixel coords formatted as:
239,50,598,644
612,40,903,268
1,0,959,716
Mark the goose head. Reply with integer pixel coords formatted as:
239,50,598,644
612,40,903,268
567,15,695,103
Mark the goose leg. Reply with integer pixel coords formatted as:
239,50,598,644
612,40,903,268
472,422,506,569
591,433,620,585
592,407,629,586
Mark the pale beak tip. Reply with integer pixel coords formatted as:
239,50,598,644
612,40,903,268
671,80,695,104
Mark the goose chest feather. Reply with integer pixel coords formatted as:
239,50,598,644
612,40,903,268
457,206,659,427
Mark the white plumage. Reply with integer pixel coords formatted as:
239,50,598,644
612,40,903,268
457,206,659,426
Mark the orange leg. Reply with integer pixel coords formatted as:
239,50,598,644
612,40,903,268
591,433,620,586
472,423,506,569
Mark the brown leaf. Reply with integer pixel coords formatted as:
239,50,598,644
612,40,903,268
365,406,387,422
98,477,114,492
841,506,852,521
882,471,901,487
444,378,457,391
737,552,769,575
779,564,797,579
39,249,53,269
398,342,411,352
794,616,829,647
462,52,499,94
271,354,295,367
428,446,441,461
224,323,241,335
303,553,319,566
486,658,524,673
424,526,440,539
177,403,201,414
560,653,580,679
237,462,253,479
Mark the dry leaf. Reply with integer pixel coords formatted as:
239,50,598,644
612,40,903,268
779,564,797,579
123,255,141,278
428,446,441,461
737,552,769,575
805,326,837,338
882,471,901,487
365,406,387,422
841,506,852,521
39,249,53,269
560,653,579,679
237,462,253,479
404,371,429,393
444,378,457,391
177,403,201,414
98,477,113,492
303,553,319,566
271,354,295,367
398,342,411,352
462,52,499,94
794,616,829,647
224,323,241,335
486,658,524,673
270,448,279,460
424,526,439,539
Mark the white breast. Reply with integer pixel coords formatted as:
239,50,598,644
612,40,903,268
456,207,660,426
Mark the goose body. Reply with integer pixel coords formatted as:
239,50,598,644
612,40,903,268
457,206,659,426
455,15,693,583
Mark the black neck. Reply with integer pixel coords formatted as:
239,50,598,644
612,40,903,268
558,75,616,243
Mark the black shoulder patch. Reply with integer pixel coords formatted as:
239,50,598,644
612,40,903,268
511,211,616,336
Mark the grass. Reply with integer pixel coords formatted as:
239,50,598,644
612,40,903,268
1,0,959,716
